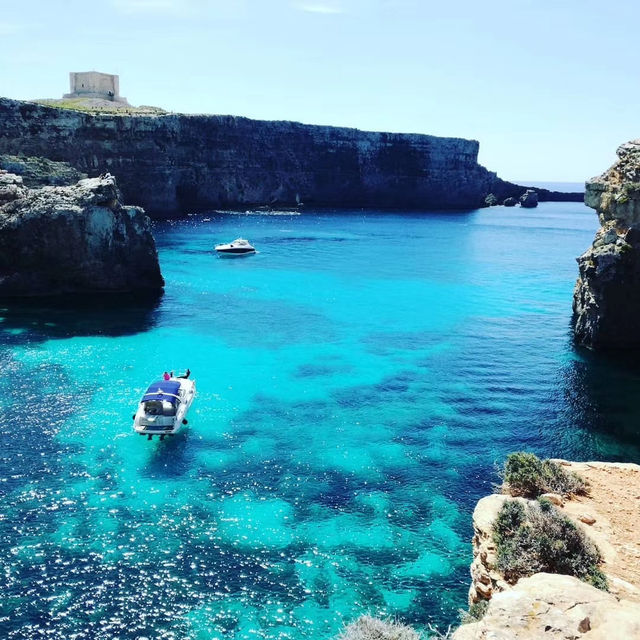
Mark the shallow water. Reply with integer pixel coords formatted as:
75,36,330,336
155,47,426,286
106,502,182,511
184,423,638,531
2,203,640,639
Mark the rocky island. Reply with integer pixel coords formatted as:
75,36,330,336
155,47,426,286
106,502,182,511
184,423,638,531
0,171,163,296
0,97,581,217
573,140,640,349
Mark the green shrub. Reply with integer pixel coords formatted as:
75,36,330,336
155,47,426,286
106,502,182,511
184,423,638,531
492,499,607,590
503,452,588,498
459,599,489,625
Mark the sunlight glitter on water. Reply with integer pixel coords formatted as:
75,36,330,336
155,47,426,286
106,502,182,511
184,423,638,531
3,204,639,639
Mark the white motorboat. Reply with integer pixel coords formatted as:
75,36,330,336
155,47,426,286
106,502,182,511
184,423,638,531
133,377,196,440
215,238,256,256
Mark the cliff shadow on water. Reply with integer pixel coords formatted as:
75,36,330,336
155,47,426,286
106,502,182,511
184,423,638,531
0,290,162,345
561,342,640,460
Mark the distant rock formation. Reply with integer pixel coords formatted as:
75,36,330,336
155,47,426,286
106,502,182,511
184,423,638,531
0,97,582,217
503,197,517,207
0,172,163,296
519,189,538,208
573,141,640,348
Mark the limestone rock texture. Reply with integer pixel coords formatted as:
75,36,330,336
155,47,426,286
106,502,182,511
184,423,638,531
0,154,87,187
468,494,518,603
461,460,640,639
0,97,581,217
453,573,640,640
573,140,640,348
0,172,163,296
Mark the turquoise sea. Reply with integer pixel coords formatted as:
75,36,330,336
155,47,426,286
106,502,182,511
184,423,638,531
2,203,640,639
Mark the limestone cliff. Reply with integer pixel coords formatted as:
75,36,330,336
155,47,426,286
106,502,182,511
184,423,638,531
453,573,640,640
573,140,640,348
458,460,640,639
0,171,163,296
0,97,580,217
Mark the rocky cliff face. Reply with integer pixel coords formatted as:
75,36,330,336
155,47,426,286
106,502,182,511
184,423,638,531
0,97,580,217
0,172,163,295
573,141,640,348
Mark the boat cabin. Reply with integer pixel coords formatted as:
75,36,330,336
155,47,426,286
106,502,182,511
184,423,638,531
142,380,181,417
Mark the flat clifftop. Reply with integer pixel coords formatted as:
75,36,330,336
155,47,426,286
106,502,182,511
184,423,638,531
559,461,640,602
0,96,513,216
33,97,168,116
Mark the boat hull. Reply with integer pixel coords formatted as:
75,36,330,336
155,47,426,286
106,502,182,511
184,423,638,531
133,378,196,439
215,248,256,257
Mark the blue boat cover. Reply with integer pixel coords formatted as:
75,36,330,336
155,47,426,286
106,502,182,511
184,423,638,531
142,380,181,405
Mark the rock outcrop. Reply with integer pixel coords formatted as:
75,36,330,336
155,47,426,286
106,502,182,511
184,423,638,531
460,460,640,638
0,97,582,217
519,189,538,208
573,140,640,348
338,461,640,640
453,573,640,640
468,494,516,603
503,197,517,207
0,172,163,295
0,154,87,187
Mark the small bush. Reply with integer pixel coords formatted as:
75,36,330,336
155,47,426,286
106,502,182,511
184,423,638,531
503,452,588,498
492,499,607,590
459,599,489,625
339,616,421,640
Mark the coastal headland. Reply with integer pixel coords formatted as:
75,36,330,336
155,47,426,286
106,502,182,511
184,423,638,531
0,171,163,296
0,97,581,218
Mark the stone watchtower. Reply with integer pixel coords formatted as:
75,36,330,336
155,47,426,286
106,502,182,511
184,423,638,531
63,71,128,103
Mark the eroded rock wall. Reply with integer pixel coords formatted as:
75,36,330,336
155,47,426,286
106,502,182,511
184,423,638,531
0,172,163,295
573,140,640,348
0,97,578,217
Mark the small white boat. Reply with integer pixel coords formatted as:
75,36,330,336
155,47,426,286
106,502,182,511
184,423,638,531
215,238,256,256
133,377,196,440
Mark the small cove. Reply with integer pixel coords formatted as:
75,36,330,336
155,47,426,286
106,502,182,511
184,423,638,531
2,203,640,639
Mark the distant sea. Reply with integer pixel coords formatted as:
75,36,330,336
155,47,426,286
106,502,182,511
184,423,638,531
3,202,639,640
518,180,585,193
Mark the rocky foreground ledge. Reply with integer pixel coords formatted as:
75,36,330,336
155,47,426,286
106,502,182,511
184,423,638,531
574,140,640,348
460,460,640,639
0,171,163,296
340,459,640,639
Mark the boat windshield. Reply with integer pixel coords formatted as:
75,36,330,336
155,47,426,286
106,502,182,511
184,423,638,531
142,380,181,405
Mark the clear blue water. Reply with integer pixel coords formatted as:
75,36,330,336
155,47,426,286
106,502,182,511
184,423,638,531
2,203,640,639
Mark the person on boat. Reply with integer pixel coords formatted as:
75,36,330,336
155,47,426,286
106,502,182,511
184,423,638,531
163,371,170,381
170,371,175,378
178,368,191,379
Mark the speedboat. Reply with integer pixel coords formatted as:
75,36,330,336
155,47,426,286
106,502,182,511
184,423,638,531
133,377,196,440
215,238,256,256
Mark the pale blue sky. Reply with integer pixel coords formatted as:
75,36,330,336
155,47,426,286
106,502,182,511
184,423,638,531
1,0,637,182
